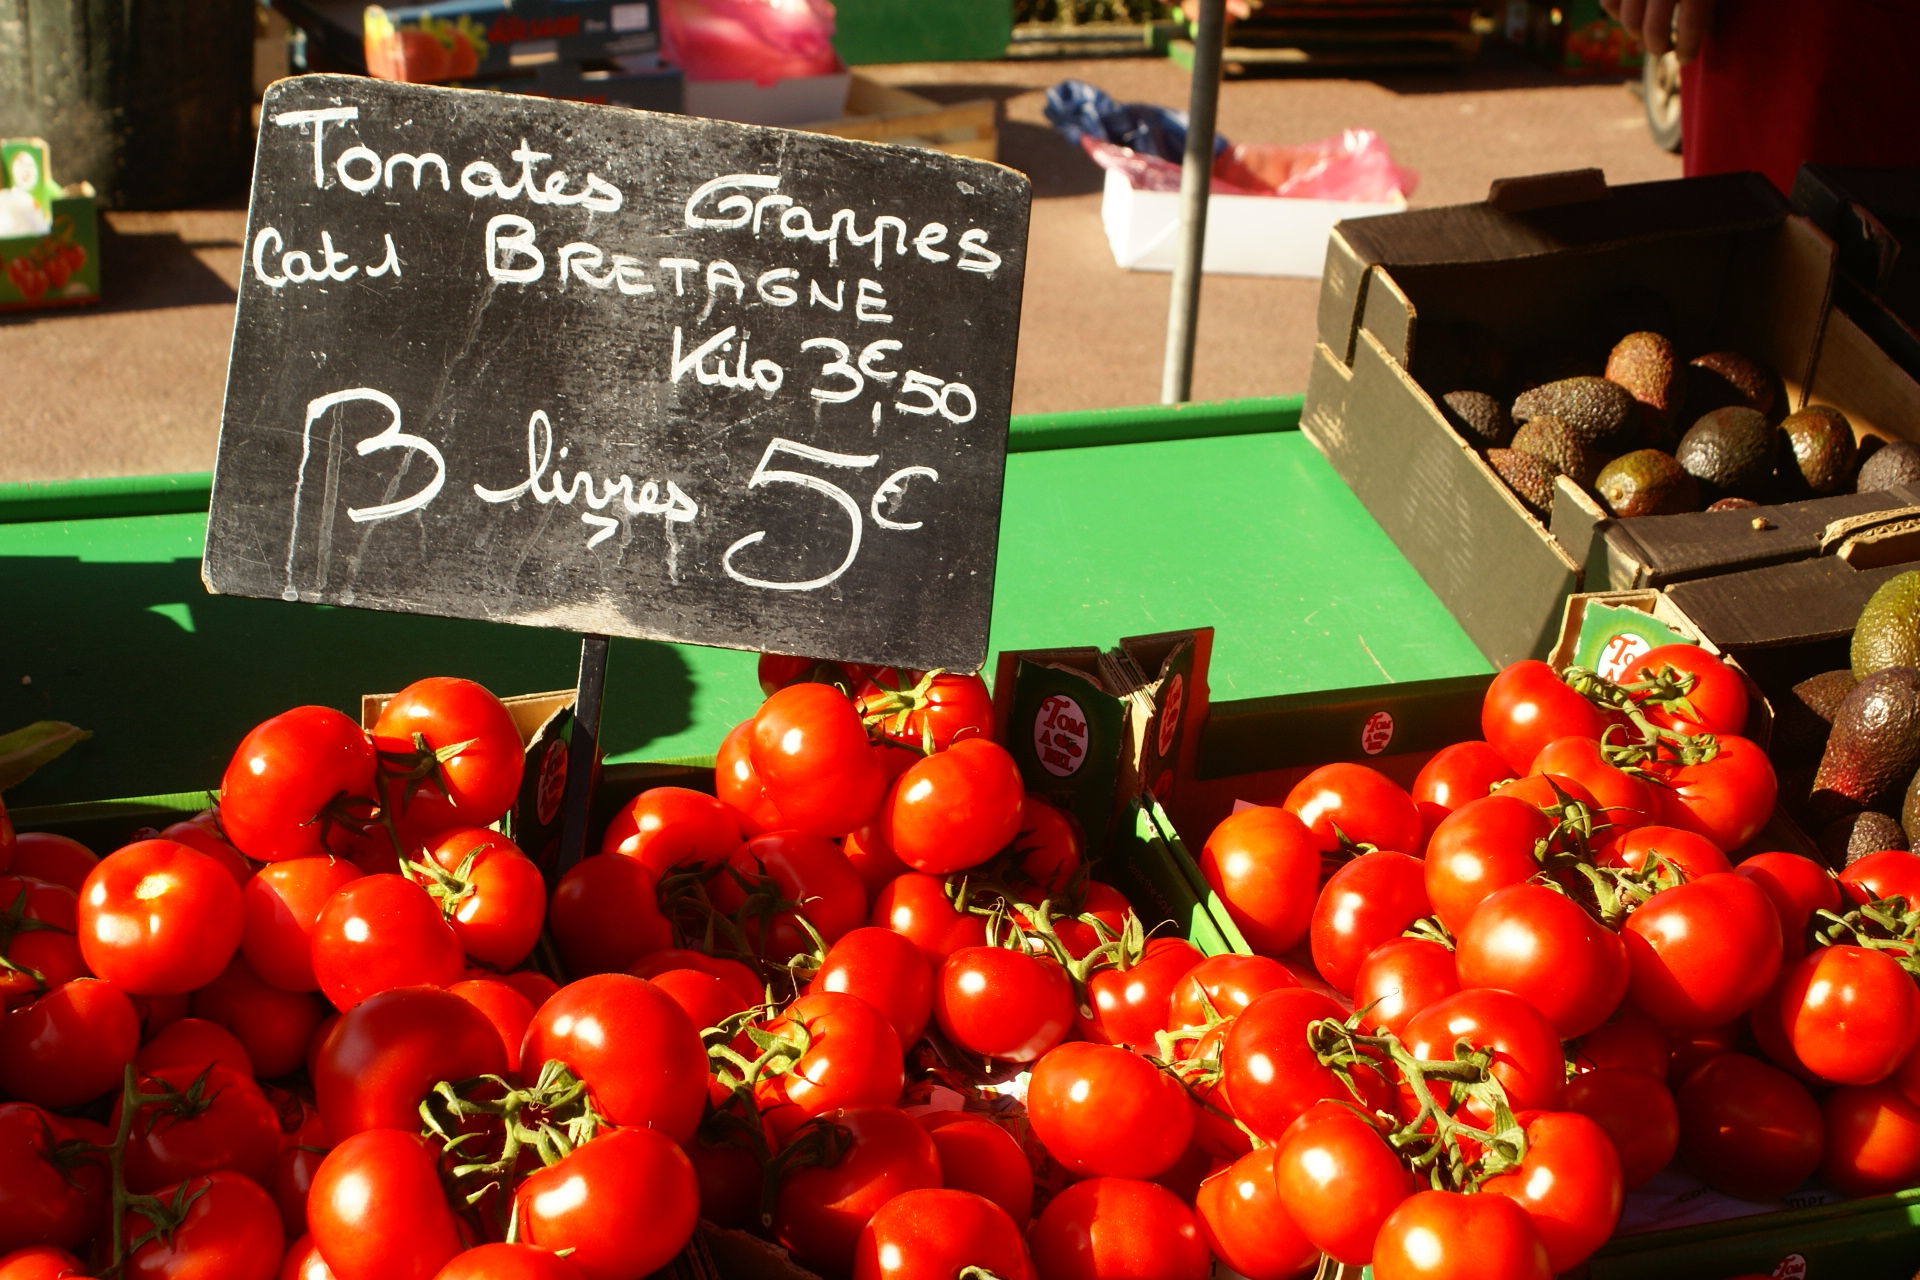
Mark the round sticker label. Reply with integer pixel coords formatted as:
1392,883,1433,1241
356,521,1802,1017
1034,694,1090,778
1361,710,1395,756
1597,631,1652,682
1157,673,1185,760
535,738,567,825
1772,1254,1807,1280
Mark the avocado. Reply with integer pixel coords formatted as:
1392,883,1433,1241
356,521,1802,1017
1676,407,1777,500
1905,767,1920,848
1512,415,1608,488
1512,377,1641,452
1853,570,1920,678
1857,440,1920,492
1774,669,1859,768
1687,351,1779,419
1810,665,1920,823
1595,449,1699,517
1488,448,1558,519
1440,390,1513,450
1413,322,1507,395
1820,811,1910,868
1780,406,1857,495
1706,496,1760,512
1606,332,1687,445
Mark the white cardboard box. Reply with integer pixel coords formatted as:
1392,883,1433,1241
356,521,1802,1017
684,72,851,127
1099,166,1405,279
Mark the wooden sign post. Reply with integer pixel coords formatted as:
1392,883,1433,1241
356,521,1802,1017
203,76,1032,876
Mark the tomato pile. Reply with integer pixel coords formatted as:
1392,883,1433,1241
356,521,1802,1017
4,644,1919,1280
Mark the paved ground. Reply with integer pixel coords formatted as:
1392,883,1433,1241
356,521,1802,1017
0,49,1680,483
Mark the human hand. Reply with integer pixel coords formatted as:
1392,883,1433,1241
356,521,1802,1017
1600,0,1716,62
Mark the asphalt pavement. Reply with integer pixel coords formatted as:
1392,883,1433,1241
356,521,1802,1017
0,48,1680,483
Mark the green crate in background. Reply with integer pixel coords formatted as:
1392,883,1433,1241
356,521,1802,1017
831,0,1013,65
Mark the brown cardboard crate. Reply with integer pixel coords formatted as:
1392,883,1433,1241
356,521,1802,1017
796,75,995,162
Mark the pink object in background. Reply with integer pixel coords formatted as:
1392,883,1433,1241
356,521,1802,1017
1083,129,1417,203
660,0,843,85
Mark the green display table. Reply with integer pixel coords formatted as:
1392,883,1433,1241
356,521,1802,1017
0,396,1488,808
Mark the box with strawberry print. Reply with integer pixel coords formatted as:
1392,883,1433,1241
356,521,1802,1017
0,138,99,312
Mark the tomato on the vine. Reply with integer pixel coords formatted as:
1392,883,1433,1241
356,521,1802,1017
1027,1041,1194,1179
629,948,761,1006
1528,736,1657,835
772,1106,942,1275
710,831,867,955
1283,763,1422,855
1596,824,1730,882
0,978,140,1109
1273,1099,1413,1265
0,1102,99,1256
1310,851,1430,996
548,854,673,977
917,1114,1034,1225
1630,644,1749,736
1028,1177,1210,1280
309,1129,465,1280
1454,883,1628,1038
1821,1082,1920,1197
0,876,83,1009
1571,1004,1668,1077
220,707,377,862
1737,853,1840,962
1353,936,1459,1035
869,873,987,968
1079,936,1201,1049
856,670,996,754
715,720,785,837
599,786,742,877
114,1062,280,1194
1224,987,1378,1141
9,833,97,893
1372,1190,1552,1280
1562,1067,1678,1188
1650,735,1777,852
433,1244,587,1280
191,954,328,1078
410,829,545,970
1423,795,1553,934
879,739,1024,875
309,874,465,1011
810,925,935,1048
750,684,886,838
1675,1052,1824,1200
77,840,242,995
1480,1110,1623,1272
1194,1148,1319,1280
1623,872,1782,1027
372,677,525,838
120,1171,282,1280
1196,806,1320,955
1401,988,1566,1123
1777,945,1920,1085
514,1125,698,1280
1166,953,1296,1033
1412,742,1516,844
1840,849,1920,907
1482,661,1607,775
313,985,508,1141
522,974,708,1142
240,856,362,993
933,947,1073,1063
754,992,905,1135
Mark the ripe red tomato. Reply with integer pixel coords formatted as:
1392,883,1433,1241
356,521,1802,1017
1676,1052,1824,1199
1624,873,1782,1027
1666,1019,1744,1084
1412,742,1516,845
880,739,1024,875
811,925,934,1048
772,1106,942,1275
1224,987,1373,1141
0,876,83,1009
514,1127,698,1280
851,1187,1033,1280
1651,735,1777,852
750,684,887,838
120,1171,282,1280
1310,851,1430,995
1491,772,1599,811
1042,880,1134,959
548,854,672,977
840,822,909,896
9,833,97,893
1423,795,1553,934
310,874,464,1010
1028,1177,1209,1280
77,840,242,995
137,1016,254,1079
522,974,707,1142
1166,953,1297,1033
309,1129,464,1280
1571,1004,1669,1077
1455,883,1628,1038
1402,988,1566,1123
1482,661,1607,775
1273,1099,1414,1265
1563,1067,1679,1188
313,985,507,1141
1010,795,1082,896
759,653,837,695
372,677,525,837
755,992,905,1135
191,954,328,1078
0,1103,99,1255
1196,806,1320,955
628,949,761,1006
1354,936,1459,1035
918,1113,1034,1224
1821,1081,1920,1197
715,720,784,836
1079,937,1201,1049
0,1247,88,1280
711,831,867,955
857,670,996,754
411,829,545,970
1840,849,1920,906
156,821,252,886
432,1244,585,1280
1630,644,1749,736
1737,853,1840,963
114,1062,279,1193
0,978,140,1108
1778,945,1920,1085
933,947,1073,1063
1372,1189,1552,1280
1481,1110,1623,1272
599,786,742,877
1284,763,1423,855
1528,736,1657,836
870,872,987,968
1596,824,1730,882
220,707,377,862
1027,1042,1194,1179
648,969,746,1038
271,1145,328,1240
241,856,362,992
1194,1148,1319,1280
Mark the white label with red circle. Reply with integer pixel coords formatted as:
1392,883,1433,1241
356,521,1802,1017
1772,1254,1807,1280
1597,631,1652,682
1034,694,1090,778
1157,673,1185,760
1361,710,1395,756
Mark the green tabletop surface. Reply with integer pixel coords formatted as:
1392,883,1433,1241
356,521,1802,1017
0,396,1489,808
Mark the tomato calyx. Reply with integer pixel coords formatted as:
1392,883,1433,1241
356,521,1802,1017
658,859,821,976
420,1058,604,1233
407,845,484,922
0,882,71,995
84,1063,226,1277
1402,915,1457,950
856,666,948,754
1307,1014,1530,1192
1813,891,1920,976
1560,666,1721,767
759,1112,855,1229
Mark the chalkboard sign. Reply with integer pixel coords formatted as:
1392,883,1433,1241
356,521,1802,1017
204,75,1030,672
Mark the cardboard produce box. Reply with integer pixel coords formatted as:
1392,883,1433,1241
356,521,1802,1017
1302,168,1846,668
0,139,100,312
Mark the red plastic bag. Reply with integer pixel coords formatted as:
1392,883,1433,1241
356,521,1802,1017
660,0,843,85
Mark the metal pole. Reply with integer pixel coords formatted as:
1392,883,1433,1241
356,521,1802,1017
1161,0,1228,405
552,632,609,885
